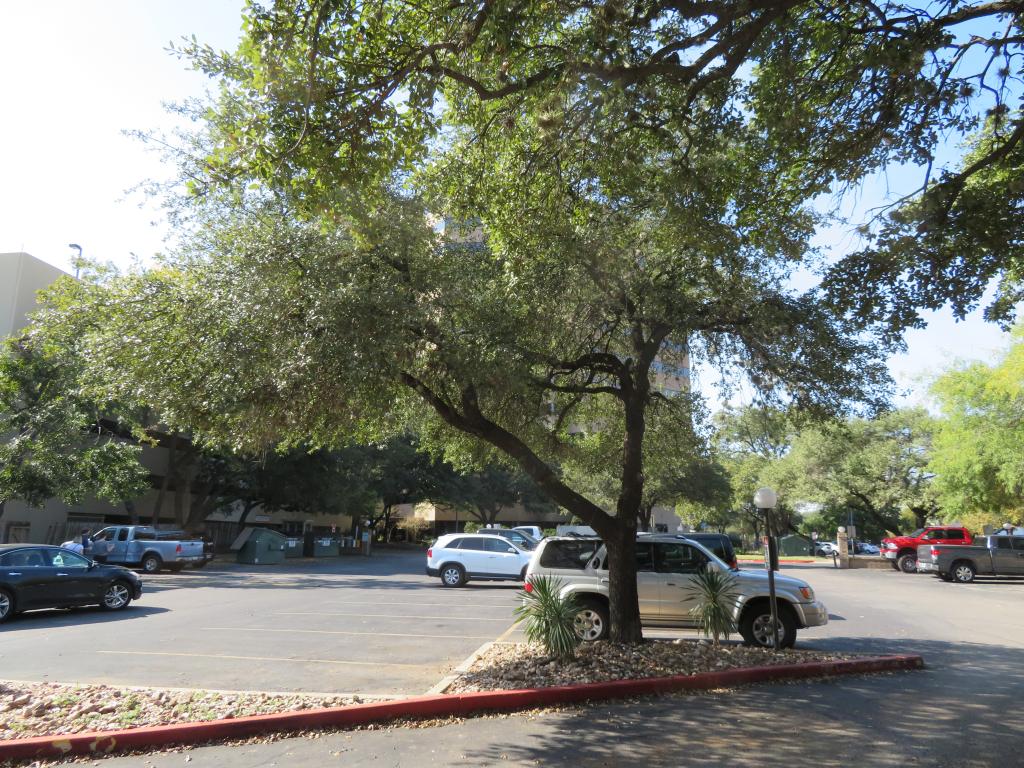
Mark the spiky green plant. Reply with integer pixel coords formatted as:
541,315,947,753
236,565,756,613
685,568,739,645
514,576,581,661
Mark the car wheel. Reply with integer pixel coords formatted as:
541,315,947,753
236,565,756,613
100,581,133,611
141,554,162,573
440,564,466,587
573,600,610,642
740,603,797,649
951,562,976,584
897,554,918,574
0,588,14,624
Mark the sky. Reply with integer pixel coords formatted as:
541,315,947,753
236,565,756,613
0,3,1013,410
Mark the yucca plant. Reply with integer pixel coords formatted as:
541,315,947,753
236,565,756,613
514,575,581,661
685,568,739,645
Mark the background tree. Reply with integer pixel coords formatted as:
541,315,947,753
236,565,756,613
780,409,938,540
444,464,556,528
930,326,1024,527
363,435,458,541
0,333,148,511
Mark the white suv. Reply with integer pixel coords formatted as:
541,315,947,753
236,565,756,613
525,535,828,648
426,533,533,587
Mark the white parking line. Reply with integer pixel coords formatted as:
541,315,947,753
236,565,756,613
201,627,498,640
97,651,428,669
321,606,516,610
274,612,514,621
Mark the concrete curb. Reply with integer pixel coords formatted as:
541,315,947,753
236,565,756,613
0,654,924,762
425,640,495,695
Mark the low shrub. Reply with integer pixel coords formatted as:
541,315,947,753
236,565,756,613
514,575,580,661
685,567,739,645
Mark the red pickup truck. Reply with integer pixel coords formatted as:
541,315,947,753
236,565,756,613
881,526,973,573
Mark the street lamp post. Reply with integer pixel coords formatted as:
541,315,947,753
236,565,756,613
754,487,780,650
68,243,82,279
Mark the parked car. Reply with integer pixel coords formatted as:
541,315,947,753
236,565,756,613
917,534,1024,583
88,526,210,573
880,526,973,574
426,533,533,587
641,532,738,569
525,535,828,648
0,545,142,624
484,528,540,551
815,542,837,557
854,542,880,556
513,526,545,540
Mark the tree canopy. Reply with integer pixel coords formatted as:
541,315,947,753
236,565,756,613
930,324,1024,526
43,0,1023,640
0,332,149,509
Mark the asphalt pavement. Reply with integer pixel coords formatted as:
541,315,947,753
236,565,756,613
0,551,521,696
91,561,1024,768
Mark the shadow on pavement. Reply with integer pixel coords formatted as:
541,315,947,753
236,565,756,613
1,605,170,631
461,636,1024,768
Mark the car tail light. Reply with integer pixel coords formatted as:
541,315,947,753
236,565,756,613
931,547,942,556
731,558,739,569
176,544,182,553
524,581,534,593
426,548,432,558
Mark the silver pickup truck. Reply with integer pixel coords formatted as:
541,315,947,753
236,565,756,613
917,534,1024,583
88,526,209,573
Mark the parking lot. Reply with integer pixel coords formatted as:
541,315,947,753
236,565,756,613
0,552,524,697
1,552,1022,703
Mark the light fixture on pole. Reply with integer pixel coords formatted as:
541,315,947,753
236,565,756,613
754,486,780,650
68,243,82,279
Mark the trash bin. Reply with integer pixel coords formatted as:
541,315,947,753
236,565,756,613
778,534,814,557
232,527,288,565
284,537,303,558
312,538,339,557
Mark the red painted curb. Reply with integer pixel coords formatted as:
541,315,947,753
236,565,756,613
0,654,923,761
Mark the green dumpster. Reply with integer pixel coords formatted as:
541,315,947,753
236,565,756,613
312,537,339,557
232,527,287,565
778,534,813,557
284,537,303,558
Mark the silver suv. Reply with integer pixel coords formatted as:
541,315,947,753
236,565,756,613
525,534,828,648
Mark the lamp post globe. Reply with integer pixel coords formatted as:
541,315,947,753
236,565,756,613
753,487,777,510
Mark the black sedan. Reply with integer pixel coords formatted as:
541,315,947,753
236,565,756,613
0,544,142,624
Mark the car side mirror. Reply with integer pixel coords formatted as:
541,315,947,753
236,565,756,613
507,547,517,554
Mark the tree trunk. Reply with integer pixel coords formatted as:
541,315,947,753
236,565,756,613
638,503,654,532
153,434,179,526
601,520,642,643
238,500,257,528
124,500,138,525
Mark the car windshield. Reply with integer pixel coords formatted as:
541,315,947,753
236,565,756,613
908,528,925,538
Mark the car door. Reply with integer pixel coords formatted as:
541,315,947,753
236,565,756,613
4,548,73,609
633,542,662,620
484,537,525,576
991,537,1018,574
456,536,490,576
1011,537,1024,574
46,548,95,603
655,542,710,623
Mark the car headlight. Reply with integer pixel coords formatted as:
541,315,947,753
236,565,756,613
799,586,814,600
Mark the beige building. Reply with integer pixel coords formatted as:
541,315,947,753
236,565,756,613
0,251,67,340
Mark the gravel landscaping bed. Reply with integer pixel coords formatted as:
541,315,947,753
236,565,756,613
0,681,383,741
448,640,859,693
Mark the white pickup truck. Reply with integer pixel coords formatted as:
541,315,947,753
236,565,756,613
88,526,210,573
